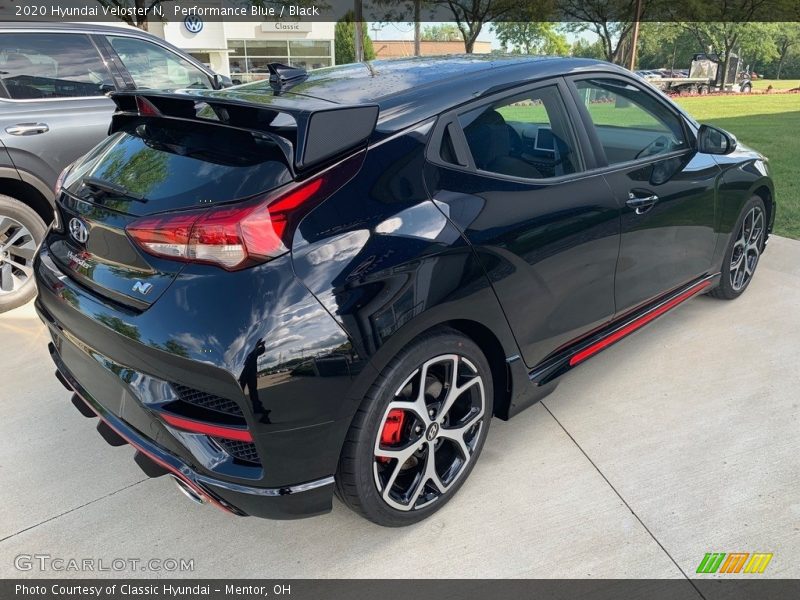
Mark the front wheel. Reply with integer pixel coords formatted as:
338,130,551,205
709,196,766,300
0,195,46,313
336,328,493,526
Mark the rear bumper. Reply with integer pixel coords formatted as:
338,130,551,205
32,243,369,520
46,335,336,519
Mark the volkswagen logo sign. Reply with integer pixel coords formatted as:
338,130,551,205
68,218,89,244
184,15,203,34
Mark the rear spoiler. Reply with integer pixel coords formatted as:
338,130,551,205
109,91,379,174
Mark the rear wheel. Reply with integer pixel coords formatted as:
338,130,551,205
0,195,46,312
709,196,766,300
336,328,493,526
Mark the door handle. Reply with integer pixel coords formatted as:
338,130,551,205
626,191,659,214
5,123,49,136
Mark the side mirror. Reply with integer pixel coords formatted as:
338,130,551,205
212,73,233,89
697,124,737,155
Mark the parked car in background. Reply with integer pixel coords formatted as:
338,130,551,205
0,21,230,311
35,57,774,526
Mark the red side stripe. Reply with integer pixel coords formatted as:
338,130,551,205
160,413,253,442
569,280,712,367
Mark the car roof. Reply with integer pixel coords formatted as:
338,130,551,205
0,20,167,43
221,55,629,132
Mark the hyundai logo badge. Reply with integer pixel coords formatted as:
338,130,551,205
68,218,89,244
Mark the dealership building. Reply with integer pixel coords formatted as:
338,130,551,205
147,18,335,82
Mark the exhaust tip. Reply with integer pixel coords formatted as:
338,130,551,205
171,475,205,505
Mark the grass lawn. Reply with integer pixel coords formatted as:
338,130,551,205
751,79,800,91
674,94,800,239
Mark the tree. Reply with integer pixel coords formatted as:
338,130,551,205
335,12,376,65
678,1,778,88
561,0,641,64
772,23,800,79
428,0,521,53
492,22,569,55
570,37,606,60
637,22,696,71
422,24,462,42
681,22,760,88
92,0,172,30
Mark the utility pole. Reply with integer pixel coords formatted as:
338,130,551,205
628,0,642,71
354,0,364,62
414,0,421,56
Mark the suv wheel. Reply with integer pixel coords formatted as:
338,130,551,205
709,196,766,300
0,195,46,312
336,328,493,526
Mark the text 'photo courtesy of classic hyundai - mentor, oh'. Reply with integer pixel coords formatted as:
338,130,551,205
34,57,775,526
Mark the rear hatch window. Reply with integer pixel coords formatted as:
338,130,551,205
50,119,293,309
63,119,293,216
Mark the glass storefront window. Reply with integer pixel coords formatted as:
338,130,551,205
227,39,332,83
290,57,332,70
245,40,289,56
228,40,245,57
288,40,331,57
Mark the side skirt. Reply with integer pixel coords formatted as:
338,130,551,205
528,274,718,386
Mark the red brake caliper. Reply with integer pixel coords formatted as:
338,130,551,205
377,409,406,463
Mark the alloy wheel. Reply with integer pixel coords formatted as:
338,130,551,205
729,206,764,292
0,215,36,295
373,354,485,512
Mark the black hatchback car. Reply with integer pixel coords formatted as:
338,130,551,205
35,57,774,526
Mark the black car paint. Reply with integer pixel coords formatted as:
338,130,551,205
34,57,775,519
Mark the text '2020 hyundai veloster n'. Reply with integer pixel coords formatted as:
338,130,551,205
35,58,774,526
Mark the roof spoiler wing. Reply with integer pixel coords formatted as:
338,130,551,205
109,91,379,173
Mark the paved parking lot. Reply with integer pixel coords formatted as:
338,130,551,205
1,237,798,580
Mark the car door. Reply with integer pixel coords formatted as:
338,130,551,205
566,75,720,314
423,78,621,368
0,31,118,192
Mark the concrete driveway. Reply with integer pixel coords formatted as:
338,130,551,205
1,237,798,580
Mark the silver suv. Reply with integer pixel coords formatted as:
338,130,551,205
0,22,229,311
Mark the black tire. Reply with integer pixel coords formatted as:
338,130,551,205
709,195,766,300
699,84,710,95
336,327,493,526
741,83,752,94
0,195,46,313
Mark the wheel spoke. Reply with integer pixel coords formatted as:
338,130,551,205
374,439,418,463
438,426,473,463
0,216,13,239
0,263,12,292
3,227,28,249
439,361,482,423
8,243,35,262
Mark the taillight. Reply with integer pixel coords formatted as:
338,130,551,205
126,152,362,270
54,164,72,197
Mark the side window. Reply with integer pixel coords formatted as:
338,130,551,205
107,36,211,90
458,85,581,179
575,78,688,165
0,33,112,99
